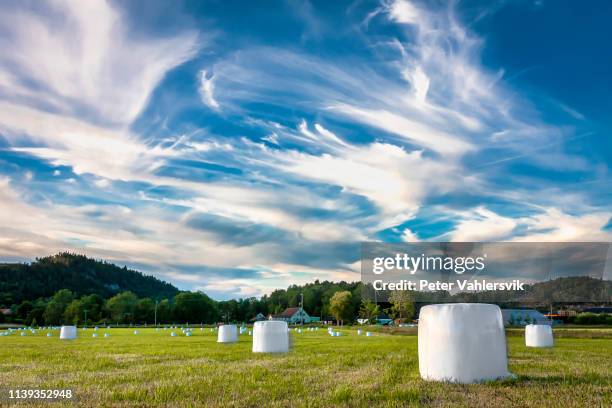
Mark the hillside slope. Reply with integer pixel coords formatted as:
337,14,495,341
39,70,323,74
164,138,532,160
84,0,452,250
0,253,178,305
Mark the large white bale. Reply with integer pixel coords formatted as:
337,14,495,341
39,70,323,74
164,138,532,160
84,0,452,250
217,324,238,343
525,324,553,347
252,321,289,353
59,325,77,340
418,303,511,384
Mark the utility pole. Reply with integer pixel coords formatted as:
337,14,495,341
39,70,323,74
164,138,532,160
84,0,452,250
154,300,159,327
83,309,88,328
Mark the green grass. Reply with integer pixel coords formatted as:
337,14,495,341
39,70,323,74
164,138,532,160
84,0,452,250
0,327,610,407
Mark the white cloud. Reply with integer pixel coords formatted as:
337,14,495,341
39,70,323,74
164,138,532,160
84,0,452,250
198,70,220,110
450,207,518,241
0,0,199,126
273,124,459,221
0,0,201,184
388,0,421,24
330,104,473,156
449,206,612,242
516,208,612,242
0,102,164,181
402,228,419,242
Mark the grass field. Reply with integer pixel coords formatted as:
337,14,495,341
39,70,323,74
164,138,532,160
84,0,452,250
1,327,610,407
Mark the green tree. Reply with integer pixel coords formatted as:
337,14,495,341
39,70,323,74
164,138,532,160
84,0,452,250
359,299,380,323
62,294,104,326
136,298,155,324
63,299,82,325
157,299,172,324
105,291,138,324
43,289,74,325
26,299,47,326
16,300,34,320
173,292,218,324
329,291,352,326
388,290,415,321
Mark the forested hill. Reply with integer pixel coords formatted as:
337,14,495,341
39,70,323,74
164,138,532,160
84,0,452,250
0,253,178,305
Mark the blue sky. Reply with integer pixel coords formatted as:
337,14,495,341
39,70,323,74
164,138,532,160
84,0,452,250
0,0,610,300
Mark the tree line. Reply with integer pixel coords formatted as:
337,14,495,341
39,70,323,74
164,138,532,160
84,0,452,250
2,280,418,326
4,289,218,326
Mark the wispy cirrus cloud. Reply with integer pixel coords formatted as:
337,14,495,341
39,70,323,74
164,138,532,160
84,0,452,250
0,0,200,127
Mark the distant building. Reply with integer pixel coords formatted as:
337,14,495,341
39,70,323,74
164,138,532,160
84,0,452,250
249,313,267,322
321,316,336,325
270,307,312,324
556,309,578,317
0,308,13,316
376,312,394,326
502,309,550,326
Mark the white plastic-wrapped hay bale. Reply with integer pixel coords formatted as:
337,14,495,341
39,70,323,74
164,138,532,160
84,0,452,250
186,332,192,337
418,303,511,384
47,333,52,337
357,329,362,336
104,333,110,338
92,333,98,338
133,330,139,335
525,324,553,348
59,325,77,340
252,321,289,353
217,324,238,343
171,332,177,337
366,332,373,337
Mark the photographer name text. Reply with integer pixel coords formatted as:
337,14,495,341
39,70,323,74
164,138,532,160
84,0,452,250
373,279,525,292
